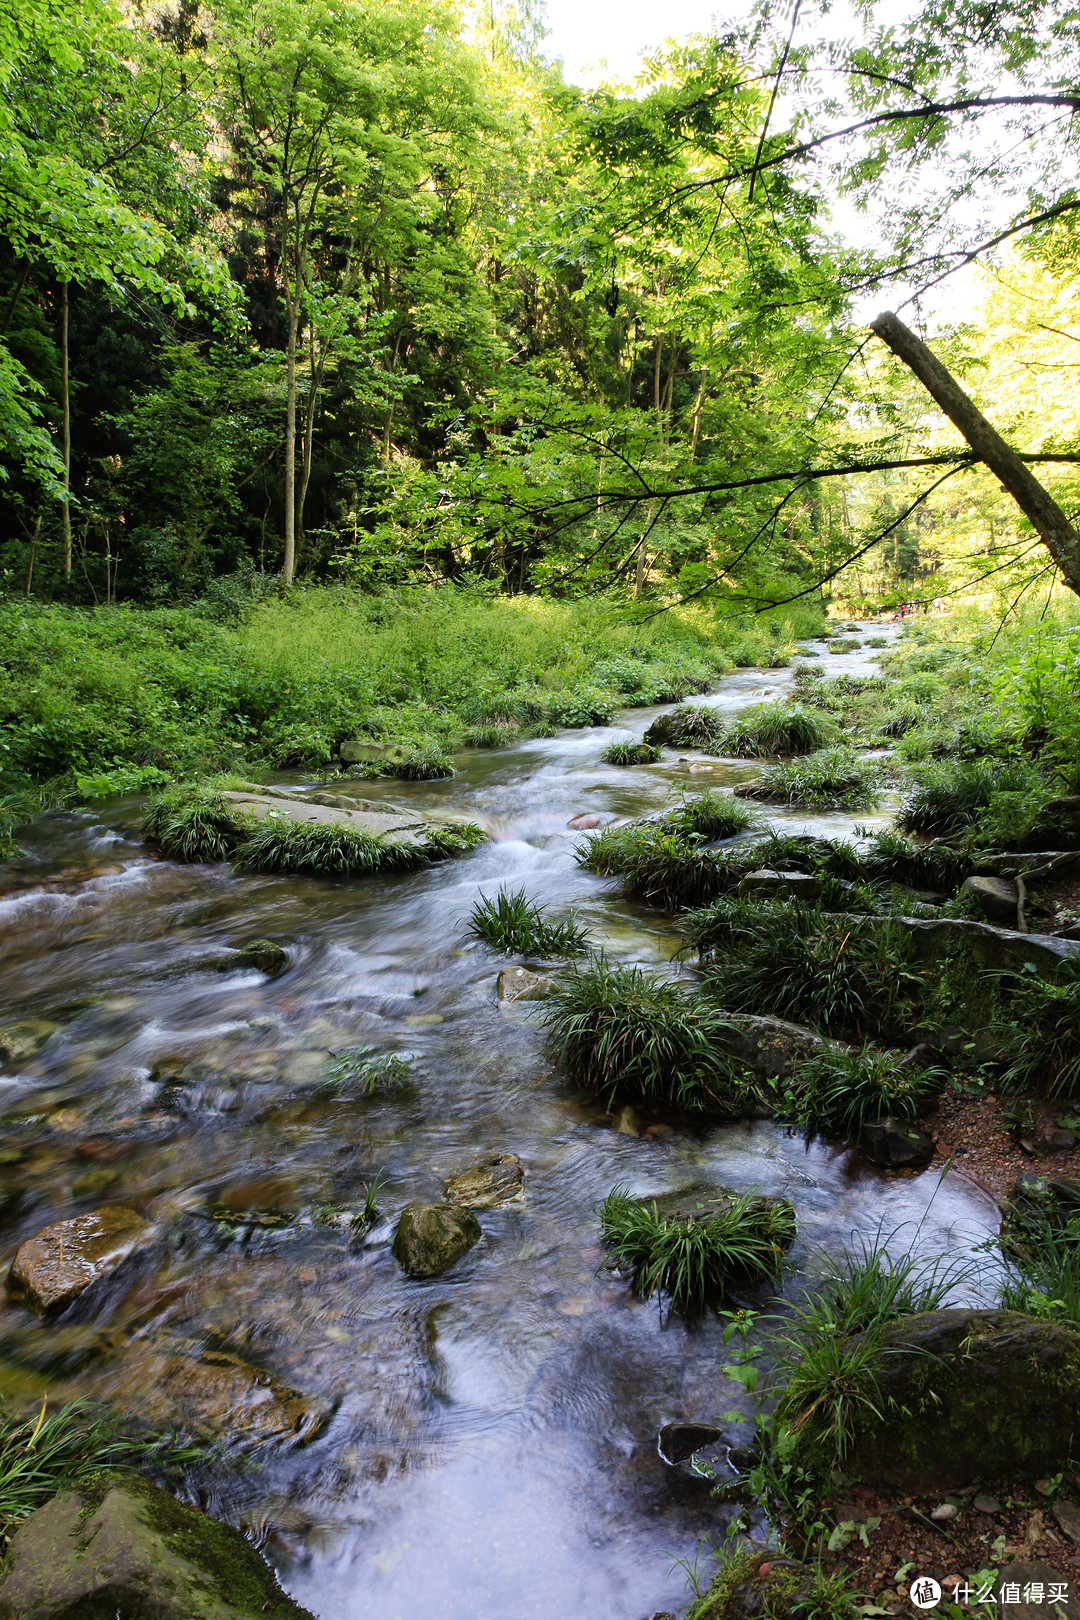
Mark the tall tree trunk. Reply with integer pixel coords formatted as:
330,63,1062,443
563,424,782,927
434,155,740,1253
60,281,71,583
690,366,708,457
283,291,299,586
870,310,1080,596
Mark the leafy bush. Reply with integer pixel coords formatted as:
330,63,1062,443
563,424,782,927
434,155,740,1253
777,1045,943,1135
599,1186,794,1314
142,785,248,862
646,703,723,748
995,961,1080,1099
544,687,616,727
467,886,588,956
736,748,881,812
600,739,663,765
718,702,833,758
897,757,1045,838
542,958,747,1113
703,908,924,1039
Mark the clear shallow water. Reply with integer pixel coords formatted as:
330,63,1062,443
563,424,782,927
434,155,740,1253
0,625,999,1620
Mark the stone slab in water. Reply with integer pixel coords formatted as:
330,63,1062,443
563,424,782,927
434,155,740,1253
859,1116,935,1168
657,1421,724,1464
8,1206,158,1315
497,966,556,1002
393,1202,481,1278
444,1153,525,1209
220,788,430,848
0,1470,314,1620
118,1336,326,1447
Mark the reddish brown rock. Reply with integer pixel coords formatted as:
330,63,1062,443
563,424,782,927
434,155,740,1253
7,1206,158,1316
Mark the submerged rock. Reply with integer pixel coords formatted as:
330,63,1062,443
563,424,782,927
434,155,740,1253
444,1153,524,1210
859,1116,935,1168
0,1469,313,1620
782,1308,1080,1490
392,1202,481,1278
118,1336,325,1447
0,1020,59,1066
497,966,556,1002
960,873,1019,923
217,938,289,975
8,1206,158,1316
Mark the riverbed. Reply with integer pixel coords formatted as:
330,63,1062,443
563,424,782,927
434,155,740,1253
0,623,1000,1620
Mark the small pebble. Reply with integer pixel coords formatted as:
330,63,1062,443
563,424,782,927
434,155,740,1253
973,1494,1002,1514
931,1502,960,1521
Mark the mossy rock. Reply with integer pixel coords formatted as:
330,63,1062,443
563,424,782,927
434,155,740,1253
684,1547,815,1619
0,1469,313,1619
781,1308,1080,1490
217,939,289,975
392,1202,481,1278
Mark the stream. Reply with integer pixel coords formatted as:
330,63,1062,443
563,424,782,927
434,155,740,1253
0,623,1001,1620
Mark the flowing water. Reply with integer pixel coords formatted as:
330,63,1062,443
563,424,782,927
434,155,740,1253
0,624,1000,1620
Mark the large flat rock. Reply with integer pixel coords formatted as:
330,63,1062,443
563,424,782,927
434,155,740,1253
115,1336,327,1448
7,1206,158,1315
220,789,431,848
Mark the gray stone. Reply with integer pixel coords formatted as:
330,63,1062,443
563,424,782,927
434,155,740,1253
1056,1502,1080,1543
657,1421,724,1464
497,966,556,1002
715,1011,840,1079
998,1561,1079,1618
0,1020,59,1066
839,912,1080,974
444,1153,524,1209
738,869,822,899
217,786,478,857
960,873,1019,923
8,1206,158,1315
974,1494,1002,1514
859,1117,935,1168
0,1470,313,1619
218,938,289,975
393,1202,481,1278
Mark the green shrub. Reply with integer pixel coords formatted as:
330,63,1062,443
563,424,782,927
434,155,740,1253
142,785,248,862
646,703,723,748
718,702,833,758
600,739,663,765
380,744,455,780
897,757,1044,838
703,909,924,1039
736,748,881,812
544,688,615,727
994,961,1080,1099
599,1186,794,1314
661,788,753,842
467,886,587,956
777,1045,943,1135
465,721,519,748
542,958,747,1113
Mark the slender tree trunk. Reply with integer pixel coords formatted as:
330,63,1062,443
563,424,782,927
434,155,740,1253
24,513,40,597
283,290,299,586
690,366,708,457
871,310,1080,596
635,501,655,599
60,282,71,582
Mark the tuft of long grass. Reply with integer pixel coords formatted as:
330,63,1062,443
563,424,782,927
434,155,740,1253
381,745,455,780
661,788,753,842
777,1045,943,1136
543,957,748,1113
467,886,588,956
645,704,723,749
703,907,924,1039
718,702,833,758
601,739,663,766
855,826,969,892
736,748,881,812
994,960,1080,1099
317,1047,414,1096
897,757,1044,838
599,1186,794,1314
999,1217,1080,1328
142,785,248,863
233,816,387,874
413,822,488,861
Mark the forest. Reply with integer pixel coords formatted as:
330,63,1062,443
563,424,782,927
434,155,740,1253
5,1,1080,1618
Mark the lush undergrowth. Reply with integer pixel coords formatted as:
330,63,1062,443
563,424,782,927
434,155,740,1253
735,747,882,811
0,585,823,805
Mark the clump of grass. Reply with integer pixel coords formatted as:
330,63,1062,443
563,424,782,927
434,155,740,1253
777,1045,943,1136
897,757,1045,839
465,721,519,748
142,785,248,862
577,824,733,908
662,788,753,842
993,961,1080,1099
855,826,969,892
414,822,488,860
999,1218,1080,1328
644,704,723,749
703,908,924,1039
818,1229,965,1334
321,1047,414,1096
599,1186,794,1314
736,749,881,812
382,745,455,780
0,1397,203,1546
543,958,748,1113
233,817,386,874
0,793,34,859
718,702,833,758
601,740,663,766
467,886,588,956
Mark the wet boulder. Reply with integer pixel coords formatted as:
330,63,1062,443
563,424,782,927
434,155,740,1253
714,1012,838,1080
781,1308,1080,1490
0,1469,313,1620
738,869,821,900
858,1116,935,1169
217,938,289,975
657,1421,724,1464
497,966,556,1002
7,1206,158,1316
444,1153,524,1210
0,1020,59,1066
960,873,1019,923
392,1202,481,1278
685,1546,815,1619
117,1336,326,1448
